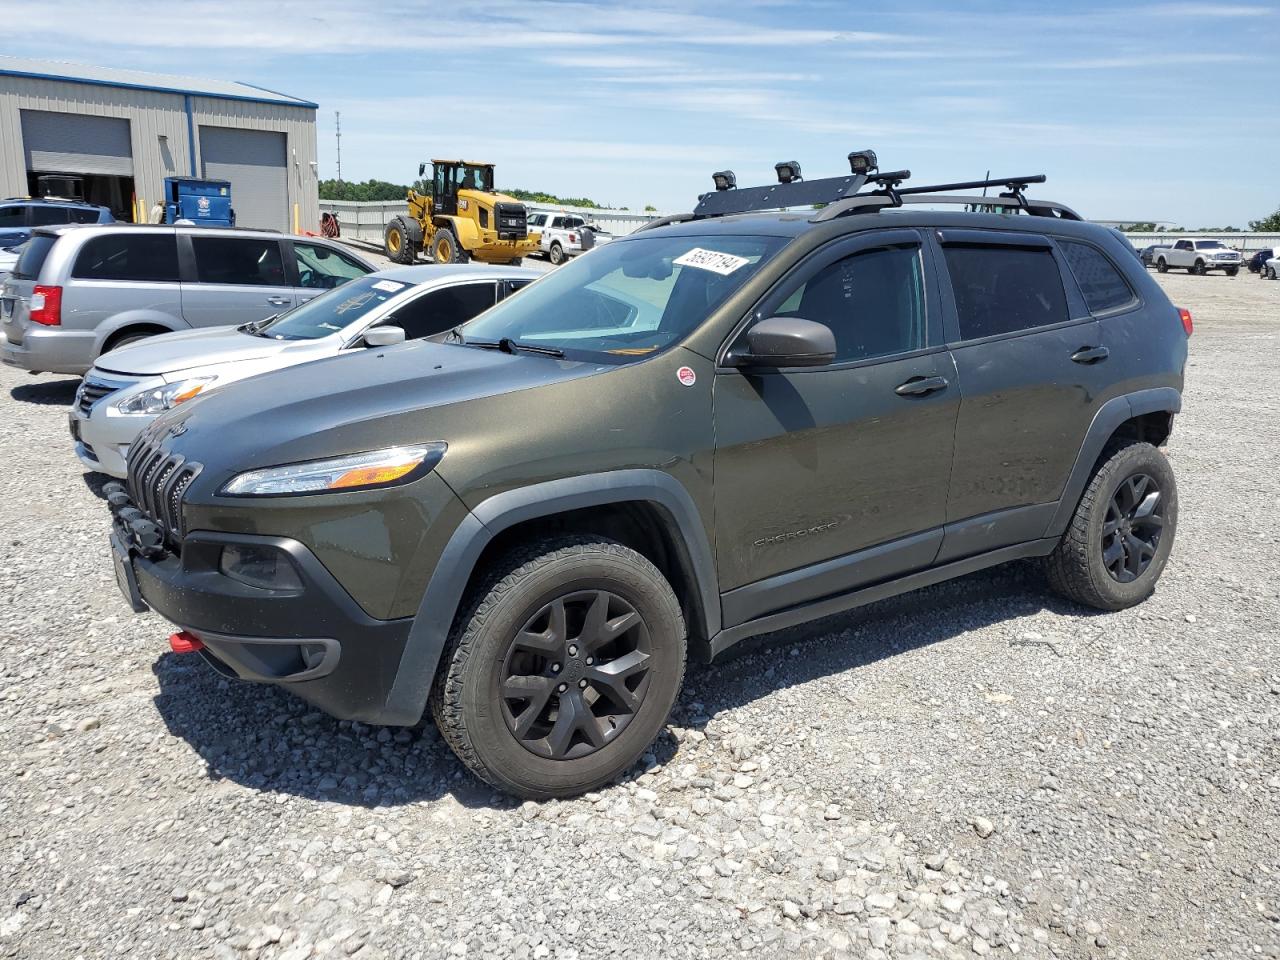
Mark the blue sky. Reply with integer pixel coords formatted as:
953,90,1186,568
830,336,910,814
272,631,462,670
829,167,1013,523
7,0,1278,225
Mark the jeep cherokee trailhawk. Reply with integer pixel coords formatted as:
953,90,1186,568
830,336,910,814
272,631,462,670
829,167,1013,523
104,156,1188,799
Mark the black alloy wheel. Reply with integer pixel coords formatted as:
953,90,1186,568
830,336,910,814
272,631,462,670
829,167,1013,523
499,589,652,760
1101,473,1164,583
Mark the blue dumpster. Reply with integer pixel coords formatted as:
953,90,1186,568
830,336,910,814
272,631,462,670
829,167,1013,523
164,177,234,227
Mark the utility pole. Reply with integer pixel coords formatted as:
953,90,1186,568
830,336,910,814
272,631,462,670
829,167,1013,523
335,111,342,182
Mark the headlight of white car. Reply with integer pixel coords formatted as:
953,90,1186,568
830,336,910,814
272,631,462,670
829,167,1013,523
116,377,217,415
220,443,447,497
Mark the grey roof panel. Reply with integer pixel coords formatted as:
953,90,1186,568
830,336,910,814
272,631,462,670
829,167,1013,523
0,55,317,108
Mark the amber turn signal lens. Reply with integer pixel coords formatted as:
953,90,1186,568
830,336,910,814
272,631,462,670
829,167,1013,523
329,462,420,489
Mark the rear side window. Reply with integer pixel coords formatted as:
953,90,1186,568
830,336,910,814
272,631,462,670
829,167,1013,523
193,237,287,286
72,234,180,282
774,244,927,362
28,206,70,226
0,206,24,228
67,207,103,224
13,236,56,280
1060,240,1135,314
944,245,1069,340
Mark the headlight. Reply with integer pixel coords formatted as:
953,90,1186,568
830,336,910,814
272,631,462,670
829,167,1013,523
220,443,447,497
116,377,216,415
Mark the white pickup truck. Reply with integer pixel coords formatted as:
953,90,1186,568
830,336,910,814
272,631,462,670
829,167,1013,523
1152,238,1242,276
525,212,613,265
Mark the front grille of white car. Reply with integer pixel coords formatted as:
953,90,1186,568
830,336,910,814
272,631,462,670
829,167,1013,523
76,374,135,416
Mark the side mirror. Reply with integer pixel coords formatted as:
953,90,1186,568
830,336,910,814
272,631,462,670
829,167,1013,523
363,325,406,347
418,162,426,177
729,316,836,368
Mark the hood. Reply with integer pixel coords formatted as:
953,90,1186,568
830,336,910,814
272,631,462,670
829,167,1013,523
0,228,31,247
94,325,313,377
151,339,606,484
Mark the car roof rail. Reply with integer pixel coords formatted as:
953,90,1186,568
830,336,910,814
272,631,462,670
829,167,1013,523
642,159,1083,230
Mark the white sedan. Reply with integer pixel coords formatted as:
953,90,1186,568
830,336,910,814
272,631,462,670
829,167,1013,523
70,263,540,477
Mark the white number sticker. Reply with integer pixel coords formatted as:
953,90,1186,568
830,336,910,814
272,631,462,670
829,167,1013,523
371,280,406,293
673,248,751,276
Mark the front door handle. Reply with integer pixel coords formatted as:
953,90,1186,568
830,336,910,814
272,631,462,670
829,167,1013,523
895,375,949,397
1071,345,1110,364
266,296,291,306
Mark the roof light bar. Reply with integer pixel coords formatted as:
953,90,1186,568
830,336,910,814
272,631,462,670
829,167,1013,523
712,170,736,192
774,161,802,184
848,149,878,175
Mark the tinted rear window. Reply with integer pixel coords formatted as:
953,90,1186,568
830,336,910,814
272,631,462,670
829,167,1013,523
1060,240,1135,314
13,236,55,280
28,206,69,226
192,237,287,286
944,244,1070,340
73,234,180,282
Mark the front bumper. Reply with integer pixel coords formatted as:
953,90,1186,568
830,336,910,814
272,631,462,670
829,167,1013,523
1,327,98,374
107,490,414,723
70,402,150,477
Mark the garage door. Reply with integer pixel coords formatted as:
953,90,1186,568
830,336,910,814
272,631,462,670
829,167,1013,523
199,126,288,232
21,110,134,175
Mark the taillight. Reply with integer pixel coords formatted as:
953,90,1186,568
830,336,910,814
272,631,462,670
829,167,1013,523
30,285,62,326
1178,307,1193,336
568,232,577,243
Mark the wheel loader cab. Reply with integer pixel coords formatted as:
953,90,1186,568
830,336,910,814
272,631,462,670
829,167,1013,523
432,160,494,218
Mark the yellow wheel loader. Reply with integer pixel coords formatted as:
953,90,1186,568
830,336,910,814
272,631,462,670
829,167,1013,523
383,160,541,266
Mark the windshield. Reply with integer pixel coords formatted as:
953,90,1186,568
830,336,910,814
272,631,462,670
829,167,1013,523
256,275,416,341
458,234,787,360
1198,241,1227,249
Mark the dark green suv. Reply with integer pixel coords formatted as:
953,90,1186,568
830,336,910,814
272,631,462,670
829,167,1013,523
105,163,1188,798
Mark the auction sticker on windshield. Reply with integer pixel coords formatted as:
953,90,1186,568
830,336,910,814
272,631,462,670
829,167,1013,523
372,280,407,293
673,248,751,276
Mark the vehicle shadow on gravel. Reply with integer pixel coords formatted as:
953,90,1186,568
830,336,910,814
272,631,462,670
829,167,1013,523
150,560,1093,810
9,376,78,405
150,652,677,810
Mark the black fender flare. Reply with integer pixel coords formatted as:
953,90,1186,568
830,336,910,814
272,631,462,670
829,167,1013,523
1043,387,1181,538
379,469,720,725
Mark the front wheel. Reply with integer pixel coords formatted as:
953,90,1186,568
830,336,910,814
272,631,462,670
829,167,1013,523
1156,259,1168,273
1045,441,1178,611
431,538,687,799
1268,266,1278,280
1190,260,1206,275
1225,266,1239,277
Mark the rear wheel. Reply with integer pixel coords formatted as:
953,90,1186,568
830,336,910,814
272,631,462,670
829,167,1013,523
1045,441,1177,611
431,227,466,264
431,538,686,799
549,242,566,266
384,216,415,264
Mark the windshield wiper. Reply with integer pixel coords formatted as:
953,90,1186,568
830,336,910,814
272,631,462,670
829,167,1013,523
455,336,565,359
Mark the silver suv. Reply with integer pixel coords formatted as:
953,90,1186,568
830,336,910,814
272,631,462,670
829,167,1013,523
1,225,375,375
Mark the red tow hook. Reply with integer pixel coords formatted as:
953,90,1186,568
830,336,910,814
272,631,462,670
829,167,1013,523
168,631,204,654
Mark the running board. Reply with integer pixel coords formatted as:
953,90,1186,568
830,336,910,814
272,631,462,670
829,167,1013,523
708,538,1058,658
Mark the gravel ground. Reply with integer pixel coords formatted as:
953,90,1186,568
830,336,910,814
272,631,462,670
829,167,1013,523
1,269,1277,960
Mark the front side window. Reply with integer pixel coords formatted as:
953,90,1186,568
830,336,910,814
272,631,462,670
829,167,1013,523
459,233,787,362
28,206,69,226
770,244,926,363
294,241,369,289
1060,240,1135,314
72,234,180,282
383,282,496,340
192,237,287,286
944,244,1069,340
255,275,417,341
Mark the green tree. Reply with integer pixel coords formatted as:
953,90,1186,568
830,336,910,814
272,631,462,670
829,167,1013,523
505,188,601,208
1249,206,1280,232
644,204,658,212
319,179,409,202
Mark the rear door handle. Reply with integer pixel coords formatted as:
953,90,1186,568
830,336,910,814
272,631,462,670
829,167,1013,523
266,296,291,306
1071,345,1109,364
895,375,949,397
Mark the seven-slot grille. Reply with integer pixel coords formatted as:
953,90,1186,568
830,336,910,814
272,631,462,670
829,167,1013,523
495,202,528,239
125,432,201,549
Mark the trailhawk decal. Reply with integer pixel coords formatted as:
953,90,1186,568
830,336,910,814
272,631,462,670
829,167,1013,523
673,248,751,276
676,366,697,387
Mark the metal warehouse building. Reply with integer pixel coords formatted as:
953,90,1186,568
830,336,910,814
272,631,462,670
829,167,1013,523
0,56,318,233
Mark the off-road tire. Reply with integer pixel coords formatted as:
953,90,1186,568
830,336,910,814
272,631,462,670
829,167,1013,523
1045,441,1178,611
1156,258,1168,273
431,537,686,799
549,242,566,266
432,227,467,264
384,216,414,264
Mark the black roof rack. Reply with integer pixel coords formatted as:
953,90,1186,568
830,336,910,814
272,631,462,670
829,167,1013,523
639,163,1083,233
